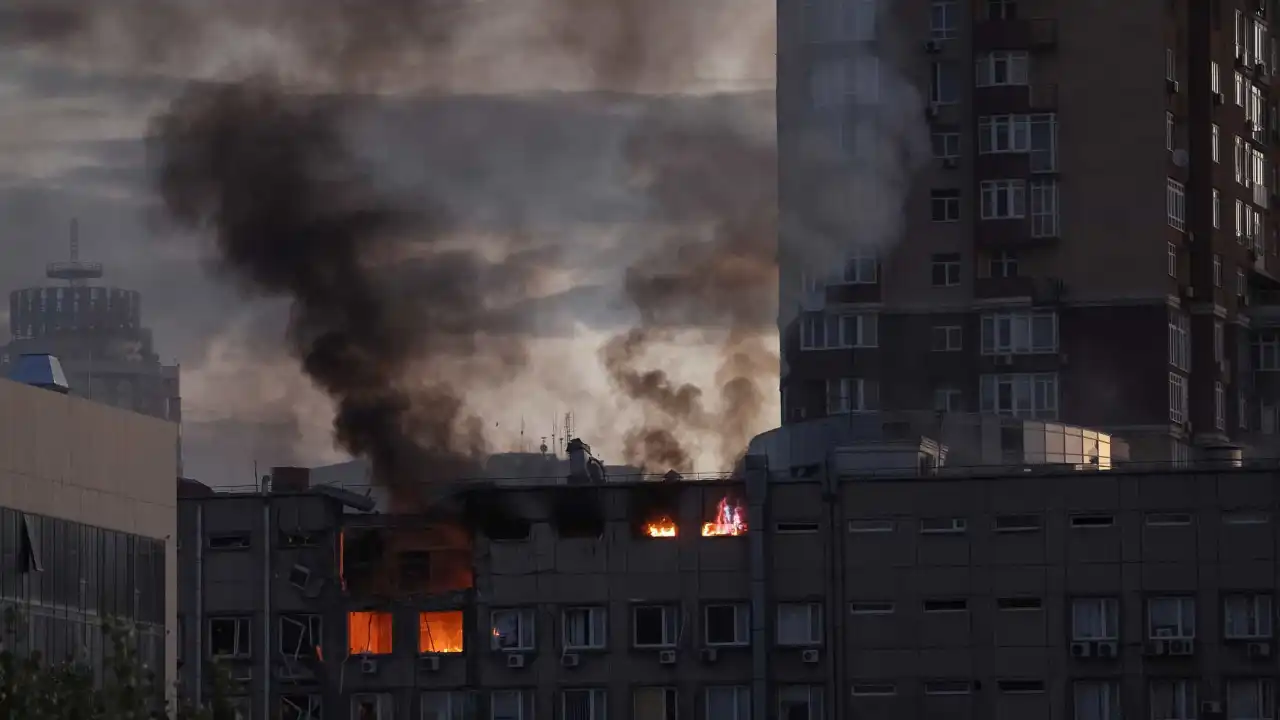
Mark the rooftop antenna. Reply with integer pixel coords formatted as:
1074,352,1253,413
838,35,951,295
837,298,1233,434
519,416,525,452
563,412,573,445
46,217,104,287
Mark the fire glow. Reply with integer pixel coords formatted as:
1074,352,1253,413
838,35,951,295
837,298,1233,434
701,497,747,537
645,516,678,537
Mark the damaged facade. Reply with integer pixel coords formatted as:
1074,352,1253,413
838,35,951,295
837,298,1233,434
180,434,1280,720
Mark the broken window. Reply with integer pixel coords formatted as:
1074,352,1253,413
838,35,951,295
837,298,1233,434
352,693,393,720
485,517,531,542
19,514,42,573
289,564,312,591
280,694,322,720
208,616,252,659
207,534,251,551
633,605,679,648
422,691,473,720
632,485,682,539
348,611,394,655
490,608,535,651
420,611,465,654
702,496,748,537
279,614,322,658
553,490,605,539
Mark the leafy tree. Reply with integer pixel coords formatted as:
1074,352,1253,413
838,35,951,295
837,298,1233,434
0,606,236,720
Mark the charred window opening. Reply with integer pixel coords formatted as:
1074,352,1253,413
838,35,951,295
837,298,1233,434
466,490,531,542
486,517,531,542
348,611,394,655
280,530,318,548
279,614,322,659
399,551,430,587
632,485,683,539
552,489,605,539
419,610,465,654
702,494,748,537
342,527,473,599
207,533,250,551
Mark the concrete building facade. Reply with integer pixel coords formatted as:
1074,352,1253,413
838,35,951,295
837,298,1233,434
777,0,1280,463
181,450,1280,720
0,367,179,687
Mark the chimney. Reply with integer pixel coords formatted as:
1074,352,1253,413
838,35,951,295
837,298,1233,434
8,354,70,395
566,438,606,485
271,466,311,492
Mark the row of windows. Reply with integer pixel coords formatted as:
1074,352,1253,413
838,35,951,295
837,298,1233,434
799,310,1057,355
820,372,1058,418
846,509,1271,534
928,180,1059,235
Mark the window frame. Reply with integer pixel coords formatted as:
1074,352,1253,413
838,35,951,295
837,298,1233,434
775,602,824,647
562,605,608,651
1147,596,1197,640
632,605,680,649
1071,597,1119,641
704,603,750,648
490,607,537,652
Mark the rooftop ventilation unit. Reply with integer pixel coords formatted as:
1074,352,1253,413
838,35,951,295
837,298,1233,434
8,354,70,395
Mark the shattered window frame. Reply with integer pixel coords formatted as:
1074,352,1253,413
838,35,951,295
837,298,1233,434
280,694,323,720
279,613,323,658
490,608,536,652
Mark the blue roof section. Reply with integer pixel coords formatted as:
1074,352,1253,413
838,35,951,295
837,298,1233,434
8,354,70,394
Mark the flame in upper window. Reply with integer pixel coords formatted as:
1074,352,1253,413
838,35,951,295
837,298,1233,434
702,497,747,536
644,516,678,537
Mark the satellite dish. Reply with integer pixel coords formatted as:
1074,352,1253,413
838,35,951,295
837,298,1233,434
1172,149,1189,168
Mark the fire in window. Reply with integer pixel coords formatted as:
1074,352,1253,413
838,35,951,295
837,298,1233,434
702,496,747,537
644,516,678,538
420,611,464,654
349,611,394,655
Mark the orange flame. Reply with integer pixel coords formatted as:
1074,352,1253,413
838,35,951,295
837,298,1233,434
644,516,678,537
701,497,747,537
419,611,464,654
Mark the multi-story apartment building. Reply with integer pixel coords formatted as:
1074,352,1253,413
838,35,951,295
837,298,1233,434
182,433,1280,720
777,0,1280,464
0,354,178,687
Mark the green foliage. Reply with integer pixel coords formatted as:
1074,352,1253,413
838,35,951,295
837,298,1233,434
0,605,236,720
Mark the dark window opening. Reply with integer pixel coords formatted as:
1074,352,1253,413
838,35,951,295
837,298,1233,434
553,492,606,539
923,599,969,612
633,606,677,647
1070,514,1115,528
775,522,819,534
998,680,1045,693
289,564,312,590
486,518,532,542
705,604,746,646
208,534,251,551
997,597,1043,611
209,617,251,658
280,531,318,548
993,514,1042,532
20,514,43,573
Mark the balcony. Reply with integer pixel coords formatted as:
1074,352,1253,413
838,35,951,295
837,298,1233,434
974,276,1063,302
973,83,1058,115
1247,289,1280,326
973,18,1058,51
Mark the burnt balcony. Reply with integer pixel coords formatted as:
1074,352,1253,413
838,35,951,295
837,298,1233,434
973,18,1058,51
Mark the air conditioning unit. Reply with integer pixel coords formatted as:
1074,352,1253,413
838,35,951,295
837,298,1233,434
658,650,678,665
506,653,527,669
420,655,441,671
1069,641,1091,657
1145,640,1169,656
942,157,959,169
561,652,581,668
1095,641,1119,658
801,649,821,664
1167,79,1180,94
360,657,379,674
1247,641,1273,659
1201,701,1224,716
1214,91,1227,106
700,648,719,664
925,40,942,53
1168,639,1195,656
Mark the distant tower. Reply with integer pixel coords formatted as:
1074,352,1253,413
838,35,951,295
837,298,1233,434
45,219,104,287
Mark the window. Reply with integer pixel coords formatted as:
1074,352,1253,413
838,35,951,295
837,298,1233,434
934,387,962,412
1168,242,1178,277
1214,188,1221,227
704,604,749,647
994,514,1042,532
1169,373,1188,424
810,57,879,107
353,695,392,720
1237,198,1245,239
1070,514,1115,528
281,695,323,720
980,179,1026,219
851,683,897,696
838,248,878,284
1167,111,1174,151
980,373,1057,417
279,614,322,659
1029,115,1058,172
931,62,960,104
349,610,394,655
923,599,969,613
848,518,894,533
1237,10,1249,63
1169,312,1190,371
776,603,823,646
990,249,1018,278
1237,72,1247,106
1224,510,1271,525
1238,267,1247,296
1257,331,1280,370
924,681,973,696
209,616,251,659
849,602,895,615
920,517,967,534
207,534,250,550
1227,679,1275,720
986,0,1016,19
492,691,526,720
776,521,819,534
705,687,749,720
1167,178,1186,231
931,189,961,222
1215,255,1224,287
420,611,464,654
1146,512,1193,527
931,253,962,286
1166,48,1177,81
1240,388,1250,430
997,597,1043,611
422,691,471,720
980,311,1057,354
930,0,956,40
932,131,960,159
1236,136,1247,183
800,312,878,349
998,681,1045,694
805,0,879,43
1074,682,1121,720
976,51,1029,86
1224,594,1274,639
1150,680,1196,720
931,325,962,351
1216,381,1227,430
1071,598,1119,641
826,378,878,414
491,608,535,651
1213,123,1221,162
778,687,822,720
562,689,606,720
1148,596,1196,639
1030,179,1059,237
634,688,677,720
563,606,607,650
979,115,1030,153
633,605,679,648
